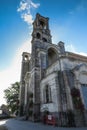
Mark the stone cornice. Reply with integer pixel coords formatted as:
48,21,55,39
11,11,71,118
59,52,87,62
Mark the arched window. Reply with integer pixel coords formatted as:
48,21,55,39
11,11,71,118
24,55,28,61
43,85,52,103
39,20,46,29
48,48,57,66
42,37,47,42
36,33,41,39
46,85,49,103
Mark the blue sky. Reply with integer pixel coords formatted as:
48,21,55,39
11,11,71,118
0,0,87,105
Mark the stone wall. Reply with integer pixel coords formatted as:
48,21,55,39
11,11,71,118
40,72,58,113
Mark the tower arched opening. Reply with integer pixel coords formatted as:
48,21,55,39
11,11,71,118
48,48,58,66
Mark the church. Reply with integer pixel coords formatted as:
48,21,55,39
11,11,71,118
19,13,87,127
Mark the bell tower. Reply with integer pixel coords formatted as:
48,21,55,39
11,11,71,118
31,13,52,68
19,52,30,116
30,13,52,120
32,13,52,44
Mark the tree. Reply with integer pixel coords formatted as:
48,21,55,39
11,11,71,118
4,82,20,114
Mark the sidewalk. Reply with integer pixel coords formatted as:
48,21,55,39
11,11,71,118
0,125,8,130
0,118,87,130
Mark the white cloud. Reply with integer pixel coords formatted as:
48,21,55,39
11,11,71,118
0,39,31,106
30,1,40,8
17,0,40,25
17,1,27,12
21,13,33,24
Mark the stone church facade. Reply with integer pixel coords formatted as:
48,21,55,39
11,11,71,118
19,13,87,127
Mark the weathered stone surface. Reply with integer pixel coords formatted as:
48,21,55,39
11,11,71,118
19,13,87,126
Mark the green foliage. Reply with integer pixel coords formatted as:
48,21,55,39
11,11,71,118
4,82,20,114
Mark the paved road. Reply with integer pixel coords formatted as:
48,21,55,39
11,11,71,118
0,119,87,130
